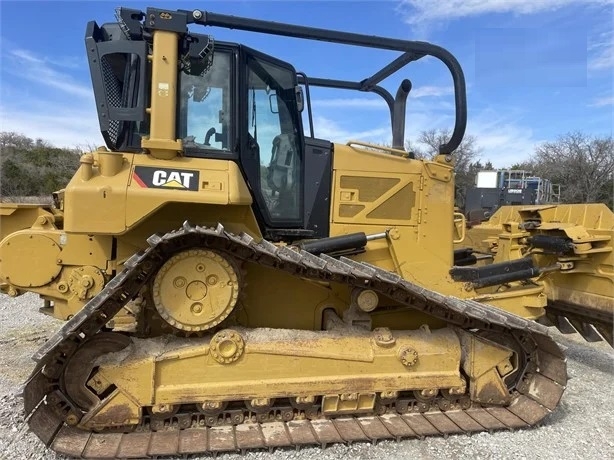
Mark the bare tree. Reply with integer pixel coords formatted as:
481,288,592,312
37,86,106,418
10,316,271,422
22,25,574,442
532,132,613,207
404,138,427,160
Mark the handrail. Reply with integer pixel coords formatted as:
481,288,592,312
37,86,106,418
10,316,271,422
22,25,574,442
346,140,409,158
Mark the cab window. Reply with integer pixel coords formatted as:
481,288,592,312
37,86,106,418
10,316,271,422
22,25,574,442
247,56,302,221
179,51,231,152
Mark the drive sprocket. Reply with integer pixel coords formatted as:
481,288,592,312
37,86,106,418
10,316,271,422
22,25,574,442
151,248,241,332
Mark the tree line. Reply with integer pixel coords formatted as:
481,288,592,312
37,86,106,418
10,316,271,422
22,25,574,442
0,132,81,199
405,129,613,210
1,130,612,209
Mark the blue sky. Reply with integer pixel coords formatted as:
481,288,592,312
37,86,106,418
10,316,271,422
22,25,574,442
0,0,612,167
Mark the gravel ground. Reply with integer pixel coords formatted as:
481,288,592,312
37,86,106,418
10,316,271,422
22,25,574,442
0,293,612,460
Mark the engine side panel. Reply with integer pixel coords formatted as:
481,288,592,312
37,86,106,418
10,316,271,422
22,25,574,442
330,144,462,297
63,151,255,235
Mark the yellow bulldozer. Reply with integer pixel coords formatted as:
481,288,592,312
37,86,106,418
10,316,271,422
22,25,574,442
0,6,610,458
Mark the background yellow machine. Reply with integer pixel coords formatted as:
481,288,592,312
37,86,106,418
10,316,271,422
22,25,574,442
459,204,613,346
0,6,607,458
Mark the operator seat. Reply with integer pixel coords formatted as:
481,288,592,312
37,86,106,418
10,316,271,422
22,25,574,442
267,133,296,197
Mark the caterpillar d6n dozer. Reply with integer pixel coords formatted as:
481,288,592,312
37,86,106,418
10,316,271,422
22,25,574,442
0,7,574,458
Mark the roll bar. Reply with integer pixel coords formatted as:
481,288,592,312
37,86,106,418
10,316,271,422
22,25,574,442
180,8,467,154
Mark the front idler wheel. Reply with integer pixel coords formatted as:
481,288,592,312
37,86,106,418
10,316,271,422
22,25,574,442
62,332,132,411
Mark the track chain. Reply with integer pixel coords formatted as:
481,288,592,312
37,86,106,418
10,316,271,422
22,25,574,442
23,222,568,458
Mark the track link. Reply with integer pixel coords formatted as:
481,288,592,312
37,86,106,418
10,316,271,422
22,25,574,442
23,222,568,458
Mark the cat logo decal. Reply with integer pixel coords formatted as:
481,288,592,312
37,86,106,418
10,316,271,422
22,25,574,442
132,166,199,191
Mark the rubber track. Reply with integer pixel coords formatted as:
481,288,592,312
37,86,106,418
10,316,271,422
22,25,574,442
23,222,568,458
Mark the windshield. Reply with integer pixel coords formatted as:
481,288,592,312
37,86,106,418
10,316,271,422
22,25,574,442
179,51,231,152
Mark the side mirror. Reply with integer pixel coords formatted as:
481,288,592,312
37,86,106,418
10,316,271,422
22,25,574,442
269,93,279,114
295,85,304,112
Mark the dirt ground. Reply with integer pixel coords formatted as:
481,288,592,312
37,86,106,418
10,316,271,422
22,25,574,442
0,293,612,460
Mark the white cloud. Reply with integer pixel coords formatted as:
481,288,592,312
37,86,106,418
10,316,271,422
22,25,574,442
404,111,454,142
400,103,542,168
590,95,614,107
589,29,614,71
312,115,390,144
0,102,102,149
6,48,93,100
315,102,540,168
466,111,543,168
306,89,541,169
412,85,454,98
399,0,609,23
311,86,453,110
0,44,101,148
311,98,387,109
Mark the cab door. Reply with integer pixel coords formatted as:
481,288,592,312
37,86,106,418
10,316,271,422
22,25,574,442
239,47,305,237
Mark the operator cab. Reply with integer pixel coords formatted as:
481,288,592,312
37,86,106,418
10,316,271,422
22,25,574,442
87,19,325,240
86,7,467,243
176,43,307,232
177,43,303,226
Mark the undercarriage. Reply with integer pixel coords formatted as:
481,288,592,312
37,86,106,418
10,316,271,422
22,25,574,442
24,223,567,457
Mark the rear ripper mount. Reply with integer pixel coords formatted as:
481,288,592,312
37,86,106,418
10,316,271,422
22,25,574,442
24,223,567,458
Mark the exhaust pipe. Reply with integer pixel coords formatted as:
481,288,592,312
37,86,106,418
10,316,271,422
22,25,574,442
392,79,412,153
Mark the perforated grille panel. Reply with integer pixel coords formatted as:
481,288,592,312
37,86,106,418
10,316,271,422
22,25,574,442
101,55,123,145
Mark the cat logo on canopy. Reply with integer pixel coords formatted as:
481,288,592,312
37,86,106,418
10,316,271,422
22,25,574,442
132,166,200,191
